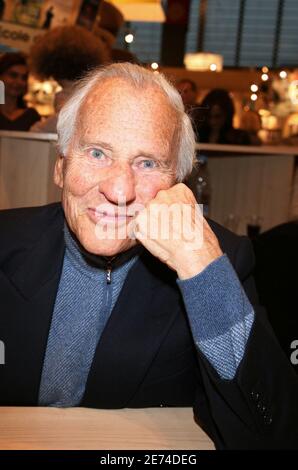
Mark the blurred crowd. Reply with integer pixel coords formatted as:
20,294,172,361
0,0,138,133
176,78,261,146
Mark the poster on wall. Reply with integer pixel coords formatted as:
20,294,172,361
0,1,83,51
1,0,82,29
40,0,82,29
0,20,43,52
9,0,43,28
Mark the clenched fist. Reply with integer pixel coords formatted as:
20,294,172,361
132,183,223,279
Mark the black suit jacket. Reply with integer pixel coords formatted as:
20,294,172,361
253,222,298,374
1,203,298,449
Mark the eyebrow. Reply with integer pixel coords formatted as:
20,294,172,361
79,140,113,152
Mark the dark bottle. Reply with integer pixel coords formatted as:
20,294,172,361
195,154,211,216
185,154,211,216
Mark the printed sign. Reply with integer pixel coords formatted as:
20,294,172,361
0,20,43,52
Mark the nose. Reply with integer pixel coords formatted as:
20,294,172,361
98,162,136,205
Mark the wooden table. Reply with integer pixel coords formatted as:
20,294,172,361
0,407,215,450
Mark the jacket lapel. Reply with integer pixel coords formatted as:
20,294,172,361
81,251,183,408
0,206,65,405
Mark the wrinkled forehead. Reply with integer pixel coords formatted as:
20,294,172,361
79,77,178,120
74,77,181,149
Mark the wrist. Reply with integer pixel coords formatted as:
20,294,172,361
175,251,223,280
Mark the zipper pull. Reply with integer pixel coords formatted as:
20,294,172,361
106,263,112,284
105,256,117,284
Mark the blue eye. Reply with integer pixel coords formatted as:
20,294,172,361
139,159,157,169
90,148,104,159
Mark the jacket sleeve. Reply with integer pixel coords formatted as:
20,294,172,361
177,254,255,380
193,236,298,449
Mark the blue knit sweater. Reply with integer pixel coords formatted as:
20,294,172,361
38,226,138,407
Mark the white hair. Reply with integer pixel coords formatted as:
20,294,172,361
57,62,196,181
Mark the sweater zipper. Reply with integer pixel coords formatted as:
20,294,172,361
105,256,116,284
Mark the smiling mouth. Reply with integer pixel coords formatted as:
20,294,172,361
88,208,135,224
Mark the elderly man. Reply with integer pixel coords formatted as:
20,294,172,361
0,63,297,450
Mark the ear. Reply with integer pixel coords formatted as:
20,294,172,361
54,154,65,189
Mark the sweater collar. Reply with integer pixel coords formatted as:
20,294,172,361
64,222,143,273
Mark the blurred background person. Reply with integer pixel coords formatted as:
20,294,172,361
198,88,252,145
0,53,40,131
177,79,211,211
29,25,110,133
176,78,198,108
176,78,201,140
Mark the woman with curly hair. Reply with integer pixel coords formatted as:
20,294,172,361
0,53,41,131
29,25,110,133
